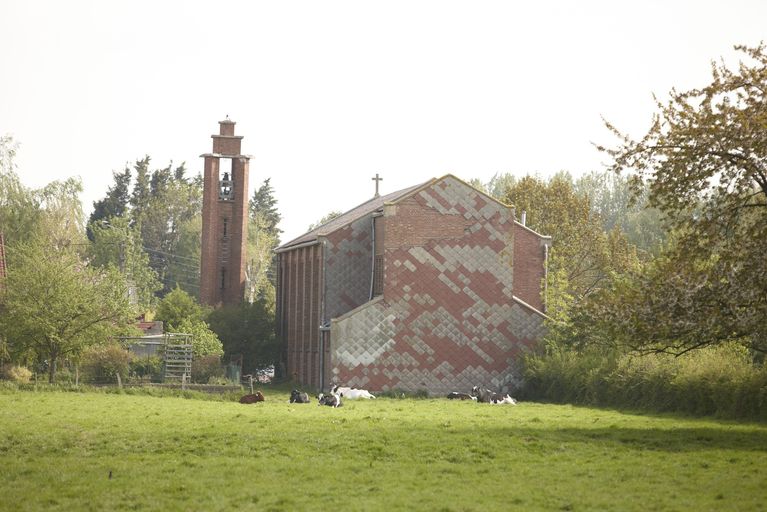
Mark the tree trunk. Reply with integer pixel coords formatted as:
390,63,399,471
48,357,57,384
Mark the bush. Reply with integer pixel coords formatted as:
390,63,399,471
129,356,163,383
191,354,224,384
523,342,767,420
81,344,134,384
1,364,33,384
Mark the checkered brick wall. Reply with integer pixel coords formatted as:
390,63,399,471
330,176,547,395
323,216,374,323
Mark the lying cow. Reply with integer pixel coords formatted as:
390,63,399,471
471,386,516,404
317,393,343,408
330,385,376,400
290,390,310,403
491,394,517,405
447,391,477,401
239,391,265,404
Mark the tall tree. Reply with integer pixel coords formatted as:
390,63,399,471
36,177,86,250
87,166,131,240
502,173,640,333
207,299,278,374
140,163,202,295
0,240,135,382
129,156,152,228
88,215,161,310
598,43,767,354
249,178,282,242
574,171,666,255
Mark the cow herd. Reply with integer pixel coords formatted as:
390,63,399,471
240,385,517,407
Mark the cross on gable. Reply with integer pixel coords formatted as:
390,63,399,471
372,173,383,197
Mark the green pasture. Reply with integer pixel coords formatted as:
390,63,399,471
0,387,765,511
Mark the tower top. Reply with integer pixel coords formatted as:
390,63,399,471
201,118,246,157
219,117,236,136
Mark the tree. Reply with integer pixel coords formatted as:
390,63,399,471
0,240,135,382
247,178,281,302
207,299,277,374
129,156,151,228
36,177,86,250
88,215,162,310
502,173,640,304
141,164,202,295
154,286,207,331
308,210,342,231
174,318,223,358
87,166,131,240
599,44,767,354
154,287,222,358
574,171,666,255
249,178,282,242
246,213,278,303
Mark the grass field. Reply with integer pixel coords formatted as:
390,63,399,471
0,387,765,511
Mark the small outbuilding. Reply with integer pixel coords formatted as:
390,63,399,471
275,175,551,395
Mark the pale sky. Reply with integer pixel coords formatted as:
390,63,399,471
1,1,765,242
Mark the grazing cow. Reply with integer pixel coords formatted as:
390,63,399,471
317,393,342,408
290,390,310,403
239,391,265,404
446,392,477,401
330,385,376,399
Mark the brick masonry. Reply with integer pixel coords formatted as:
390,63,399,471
278,175,550,394
199,120,250,306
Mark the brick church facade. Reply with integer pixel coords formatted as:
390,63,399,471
276,175,551,395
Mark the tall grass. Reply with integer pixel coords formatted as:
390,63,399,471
523,342,767,420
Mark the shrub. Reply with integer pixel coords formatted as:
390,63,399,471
1,364,33,384
129,356,163,382
191,354,224,384
522,342,767,420
81,344,134,384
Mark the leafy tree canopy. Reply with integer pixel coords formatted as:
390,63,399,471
207,299,277,375
154,286,208,331
598,43,767,354
0,239,136,382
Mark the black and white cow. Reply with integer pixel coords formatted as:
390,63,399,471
471,386,517,405
317,393,343,408
330,385,376,399
290,390,310,403
446,391,476,401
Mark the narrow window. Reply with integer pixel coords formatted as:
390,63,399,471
220,268,226,289
223,217,228,237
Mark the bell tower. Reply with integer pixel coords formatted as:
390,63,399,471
200,118,250,305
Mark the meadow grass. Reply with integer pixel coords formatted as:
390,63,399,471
0,387,765,511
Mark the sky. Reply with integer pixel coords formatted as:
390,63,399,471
1,0,765,243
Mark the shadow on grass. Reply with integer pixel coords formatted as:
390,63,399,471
473,424,767,453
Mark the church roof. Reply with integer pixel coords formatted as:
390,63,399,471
277,179,433,251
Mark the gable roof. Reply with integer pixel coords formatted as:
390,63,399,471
276,179,433,251
275,174,549,252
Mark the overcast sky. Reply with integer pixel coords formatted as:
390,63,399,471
1,0,765,242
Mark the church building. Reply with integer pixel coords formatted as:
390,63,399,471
275,175,551,395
